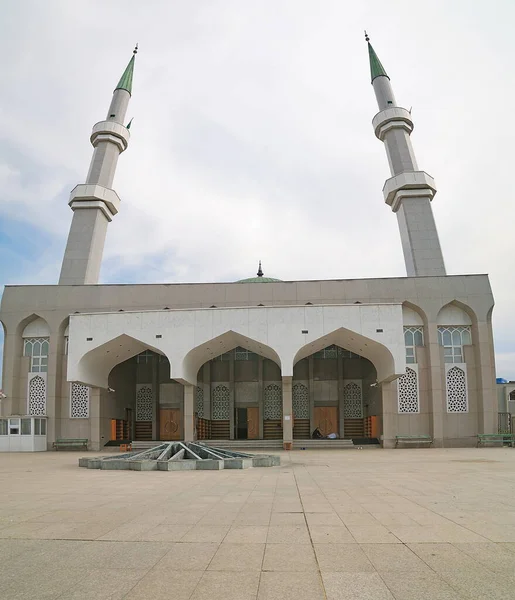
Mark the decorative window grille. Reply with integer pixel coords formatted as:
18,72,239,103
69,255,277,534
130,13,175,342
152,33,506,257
70,383,90,418
211,385,230,420
438,326,472,364
23,338,49,373
136,350,154,364
136,385,154,421
397,367,419,413
404,327,424,364
196,386,204,418
292,383,309,419
314,346,361,359
446,366,468,413
234,347,258,361
343,380,363,418
28,375,46,415
264,384,282,419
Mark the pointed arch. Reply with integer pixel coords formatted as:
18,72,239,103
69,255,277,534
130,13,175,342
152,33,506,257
402,301,428,327
293,327,401,383
72,334,166,389
436,301,476,326
181,330,281,385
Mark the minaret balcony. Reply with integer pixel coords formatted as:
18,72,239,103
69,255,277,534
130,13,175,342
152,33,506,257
383,171,436,212
373,107,413,140
90,121,130,152
68,184,121,221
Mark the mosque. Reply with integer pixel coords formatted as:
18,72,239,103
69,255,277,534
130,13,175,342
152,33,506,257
0,39,497,450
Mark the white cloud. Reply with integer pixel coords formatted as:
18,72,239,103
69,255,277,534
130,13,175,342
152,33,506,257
0,0,514,378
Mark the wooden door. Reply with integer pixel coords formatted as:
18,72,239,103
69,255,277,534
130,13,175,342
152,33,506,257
160,408,181,440
314,407,338,437
247,407,259,440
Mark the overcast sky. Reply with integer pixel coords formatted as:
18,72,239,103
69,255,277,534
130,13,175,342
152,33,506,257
1,0,515,382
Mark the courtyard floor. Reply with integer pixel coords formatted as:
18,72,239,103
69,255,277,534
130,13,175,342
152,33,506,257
1,448,515,599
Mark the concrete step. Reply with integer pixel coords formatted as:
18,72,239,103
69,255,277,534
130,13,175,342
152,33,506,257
131,439,358,451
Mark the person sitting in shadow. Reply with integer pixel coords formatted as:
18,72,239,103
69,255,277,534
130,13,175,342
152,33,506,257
312,427,324,439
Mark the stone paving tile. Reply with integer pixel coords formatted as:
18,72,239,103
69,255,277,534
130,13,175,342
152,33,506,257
153,542,219,570
345,524,401,543
208,542,265,571
322,572,395,599
124,569,203,600
58,568,149,600
408,542,485,572
360,542,432,573
305,512,343,526
269,512,306,525
438,567,515,599
262,543,318,572
191,570,261,600
314,543,375,572
181,525,230,543
225,525,269,543
309,525,355,543
380,571,464,600
139,524,193,542
257,571,326,599
266,524,310,543
454,541,515,574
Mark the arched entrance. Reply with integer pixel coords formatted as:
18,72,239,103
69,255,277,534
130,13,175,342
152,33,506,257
194,346,282,441
293,344,378,441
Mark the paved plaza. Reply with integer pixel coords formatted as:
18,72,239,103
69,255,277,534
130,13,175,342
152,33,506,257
1,448,515,599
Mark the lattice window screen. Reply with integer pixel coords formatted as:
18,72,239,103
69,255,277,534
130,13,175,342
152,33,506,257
264,384,282,420
28,374,46,415
211,385,230,420
446,365,468,413
293,383,309,419
70,383,90,418
136,385,154,421
343,380,363,418
196,386,204,418
397,367,419,413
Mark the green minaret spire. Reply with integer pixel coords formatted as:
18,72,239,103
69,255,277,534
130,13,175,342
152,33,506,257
115,44,138,95
365,32,388,83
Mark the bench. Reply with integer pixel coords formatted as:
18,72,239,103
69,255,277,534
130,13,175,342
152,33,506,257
477,434,515,448
53,438,88,451
395,435,433,448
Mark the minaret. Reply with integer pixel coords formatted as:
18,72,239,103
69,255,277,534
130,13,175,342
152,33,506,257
366,34,446,277
59,46,137,285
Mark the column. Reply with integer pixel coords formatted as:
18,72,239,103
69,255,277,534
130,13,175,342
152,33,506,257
337,353,345,437
381,381,397,448
90,388,101,451
426,324,445,447
473,321,497,435
308,356,315,437
258,356,264,439
152,354,159,440
282,376,293,450
45,331,61,449
184,384,195,441
0,325,19,416
229,354,235,439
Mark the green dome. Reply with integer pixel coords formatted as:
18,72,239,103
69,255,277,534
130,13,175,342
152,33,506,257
236,261,281,283
237,276,282,283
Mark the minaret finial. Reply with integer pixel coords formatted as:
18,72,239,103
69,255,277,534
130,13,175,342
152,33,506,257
364,30,370,42
257,261,263,277
133,43,138,55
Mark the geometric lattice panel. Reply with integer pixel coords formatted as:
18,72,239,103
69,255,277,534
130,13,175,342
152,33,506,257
136,385,154,421
398,367,419,413
446,366,468,413
343,380,363,418
196,386,204,418
293,383,309,419
211,385,230,420
28,375,46,416
264,384,282,420
71,383,90,418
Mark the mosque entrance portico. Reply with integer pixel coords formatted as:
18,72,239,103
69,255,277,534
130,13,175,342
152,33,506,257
65,304,404,449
